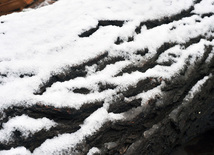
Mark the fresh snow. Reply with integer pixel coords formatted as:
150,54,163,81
0,115,57,143
87,147,100,155
0,147,31,155
193,0,214,14
0,0,214,154
0,0,213,109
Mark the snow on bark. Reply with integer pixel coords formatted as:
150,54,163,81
0,0,214,154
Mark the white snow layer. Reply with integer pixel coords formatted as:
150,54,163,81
193,0,214,14
0,115,57,143
0,0,213,154
0,147,31,155
87,147,101,155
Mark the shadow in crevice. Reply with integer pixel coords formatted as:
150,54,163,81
79,20,125,38
171,129,214,155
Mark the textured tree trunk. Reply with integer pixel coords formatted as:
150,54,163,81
0,0,214,155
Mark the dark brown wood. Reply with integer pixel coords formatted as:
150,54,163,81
0,0,34,15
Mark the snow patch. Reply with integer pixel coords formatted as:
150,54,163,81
0,115,57,143
87,147,101,155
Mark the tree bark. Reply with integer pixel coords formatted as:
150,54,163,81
0,1,214,155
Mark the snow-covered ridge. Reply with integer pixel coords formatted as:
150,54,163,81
0,0,214,154
0,115,56,143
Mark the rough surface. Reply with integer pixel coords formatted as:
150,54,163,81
0,0,214,154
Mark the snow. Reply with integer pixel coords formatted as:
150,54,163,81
32,107,110,155
0,115,57,143
193,0,214,14
0,147,31,155
87,147,100,155
0,0,213,154
183,74,212,103
0,0,213,110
